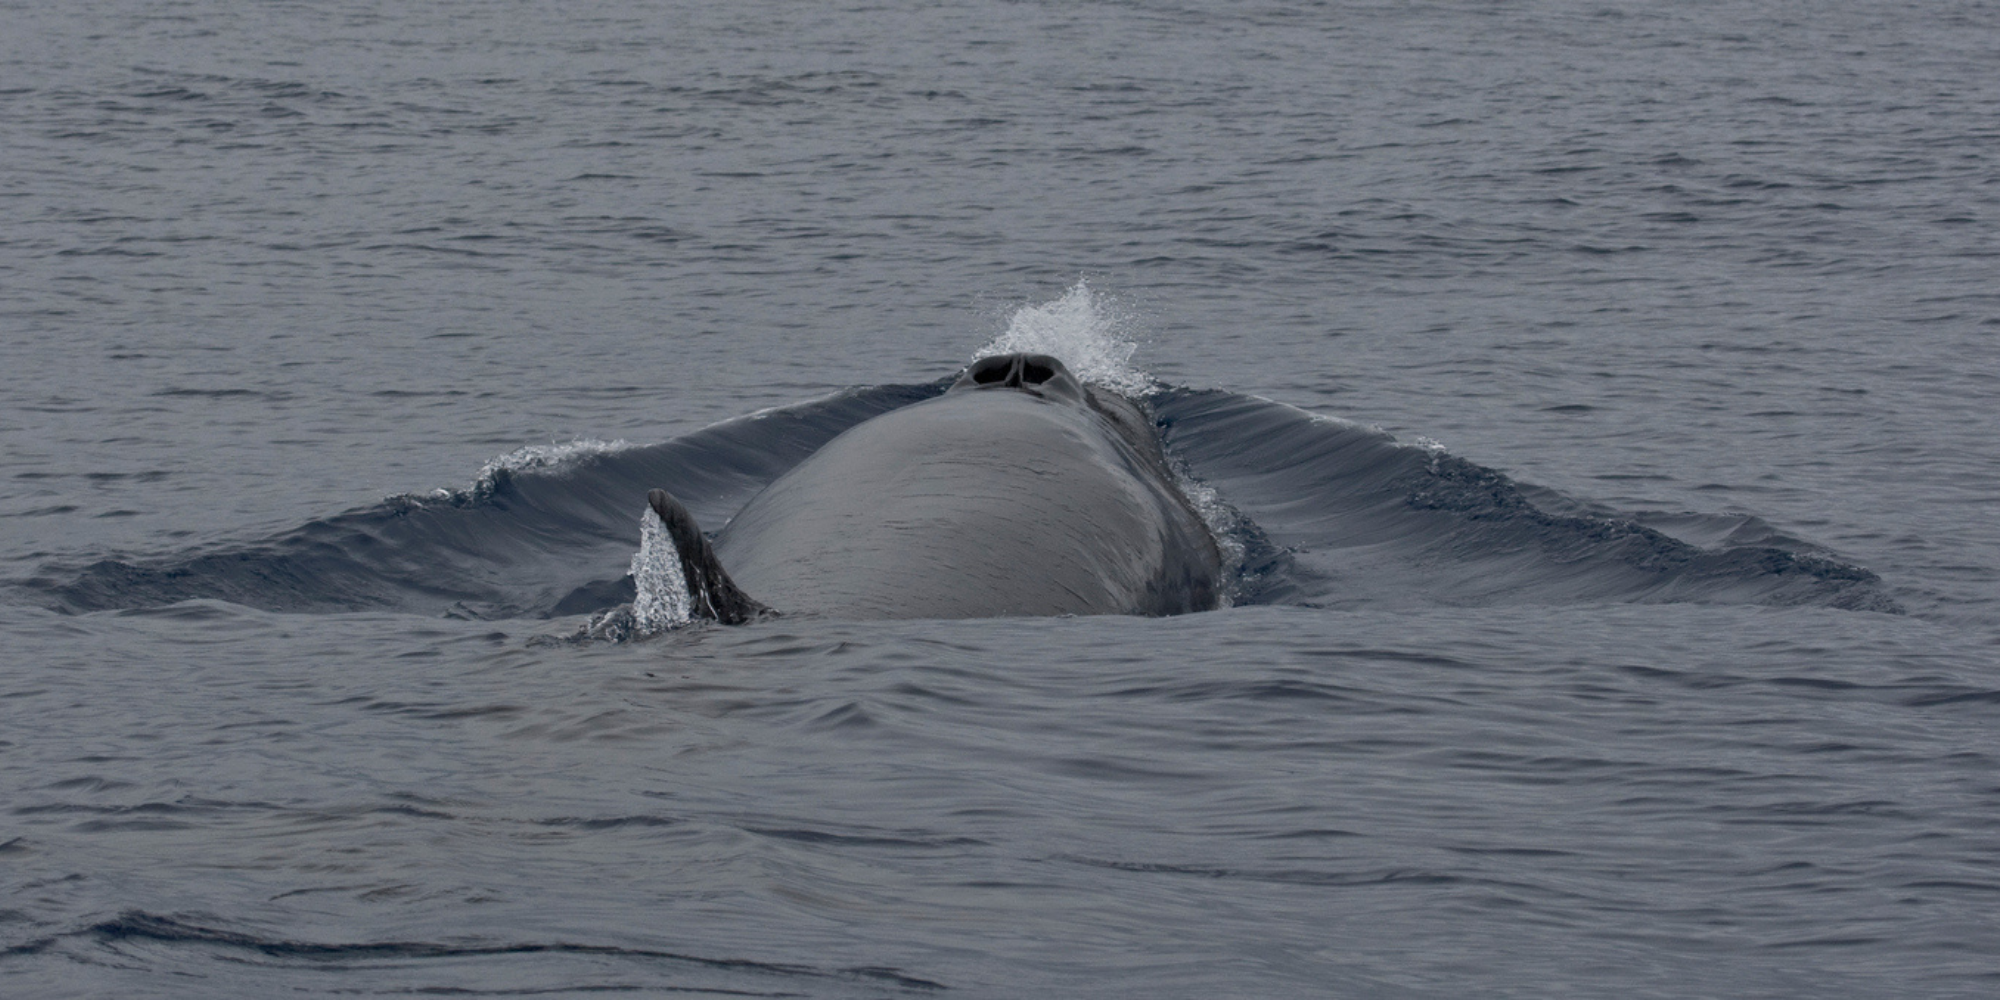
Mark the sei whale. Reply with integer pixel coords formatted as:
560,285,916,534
645,353,1222,623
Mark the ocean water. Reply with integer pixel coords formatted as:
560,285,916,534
3,1,1998,997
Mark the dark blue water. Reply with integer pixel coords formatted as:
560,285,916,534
4,2,1998,996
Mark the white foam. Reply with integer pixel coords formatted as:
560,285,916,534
475,438,633,482
628,506,693,635
972,279,1153,396
1170,473,1244,609
403,438,636,506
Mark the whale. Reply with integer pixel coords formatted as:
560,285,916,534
644,353,1223,623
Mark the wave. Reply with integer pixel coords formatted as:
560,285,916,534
23,383,944,618
18,380,1898,619
1155,388,1898,614
2,910,944,991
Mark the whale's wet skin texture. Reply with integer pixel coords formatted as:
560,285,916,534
7,2,2000,998
662,354,1222,622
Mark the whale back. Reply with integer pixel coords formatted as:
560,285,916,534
711,388,1220,620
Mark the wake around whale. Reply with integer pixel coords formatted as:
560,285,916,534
29,345,1900,622
636,353,1224,626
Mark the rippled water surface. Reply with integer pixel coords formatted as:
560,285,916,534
4,1,1998,997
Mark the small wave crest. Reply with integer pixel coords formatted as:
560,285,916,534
416,439,635,506
973,279,1152,396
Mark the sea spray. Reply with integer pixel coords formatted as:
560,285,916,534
629,505,693,635
982,280,1253,599
1169,473,1244,608
406,438,636,507
566,506,695,642
974,280,1153,396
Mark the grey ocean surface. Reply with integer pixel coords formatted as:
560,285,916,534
3,1,1999,997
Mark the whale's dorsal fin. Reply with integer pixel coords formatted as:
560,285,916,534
648,488,771,625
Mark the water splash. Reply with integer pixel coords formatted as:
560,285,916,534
628,506,693,635
973,280,1152,396
1170,473,1245,609
478,438,634,480
404,439,636,507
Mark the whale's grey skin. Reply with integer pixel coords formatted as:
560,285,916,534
657,354,1222,622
